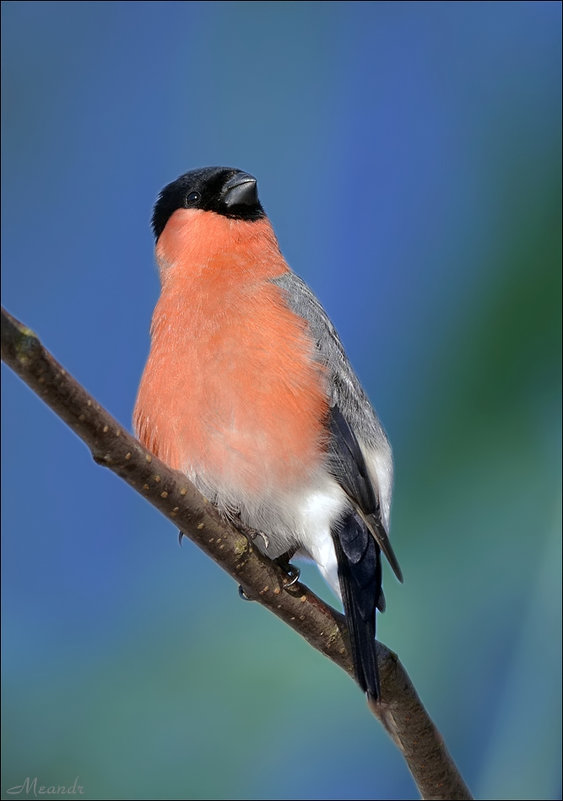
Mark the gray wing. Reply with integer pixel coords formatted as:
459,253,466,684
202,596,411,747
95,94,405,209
273,272,387,449
273,272,402,582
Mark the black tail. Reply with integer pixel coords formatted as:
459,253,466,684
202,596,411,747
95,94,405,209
333,510,383,701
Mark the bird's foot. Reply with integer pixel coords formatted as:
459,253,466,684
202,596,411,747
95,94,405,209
273,552,301,590
238,585,252,601
238,553,301,603
251,529,270,550
284,563,301,588
231,515,270,550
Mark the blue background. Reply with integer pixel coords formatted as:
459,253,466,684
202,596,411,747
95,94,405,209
2,2,561,799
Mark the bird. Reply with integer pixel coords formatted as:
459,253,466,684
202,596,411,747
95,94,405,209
133,166,402,701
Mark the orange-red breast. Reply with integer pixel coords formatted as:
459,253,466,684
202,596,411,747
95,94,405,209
134,167,402,700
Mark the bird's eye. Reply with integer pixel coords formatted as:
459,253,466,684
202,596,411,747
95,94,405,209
186,191,200,204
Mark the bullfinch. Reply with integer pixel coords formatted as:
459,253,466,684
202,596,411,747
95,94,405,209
133,167,402,701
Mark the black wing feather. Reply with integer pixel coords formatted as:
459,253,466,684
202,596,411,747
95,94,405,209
328,405,403,582
333,511,382,700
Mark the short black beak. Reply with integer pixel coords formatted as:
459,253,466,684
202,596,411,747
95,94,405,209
222,172,258,207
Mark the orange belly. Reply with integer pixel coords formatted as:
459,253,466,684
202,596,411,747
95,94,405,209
134,265,329,496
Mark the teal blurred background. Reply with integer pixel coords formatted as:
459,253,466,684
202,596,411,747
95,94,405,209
1,2,561,799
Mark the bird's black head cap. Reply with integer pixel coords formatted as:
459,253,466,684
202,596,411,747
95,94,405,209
152,166,265,240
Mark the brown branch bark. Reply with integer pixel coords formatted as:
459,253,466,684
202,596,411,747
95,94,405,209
1,306,472,801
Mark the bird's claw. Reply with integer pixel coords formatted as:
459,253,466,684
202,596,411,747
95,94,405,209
178,530,186,546
284,564,301,589
231,516,269,550
255,530,270,549
238,585,253,601
245,527,269,550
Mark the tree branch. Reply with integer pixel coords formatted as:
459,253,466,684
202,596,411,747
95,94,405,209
1,306,472,801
